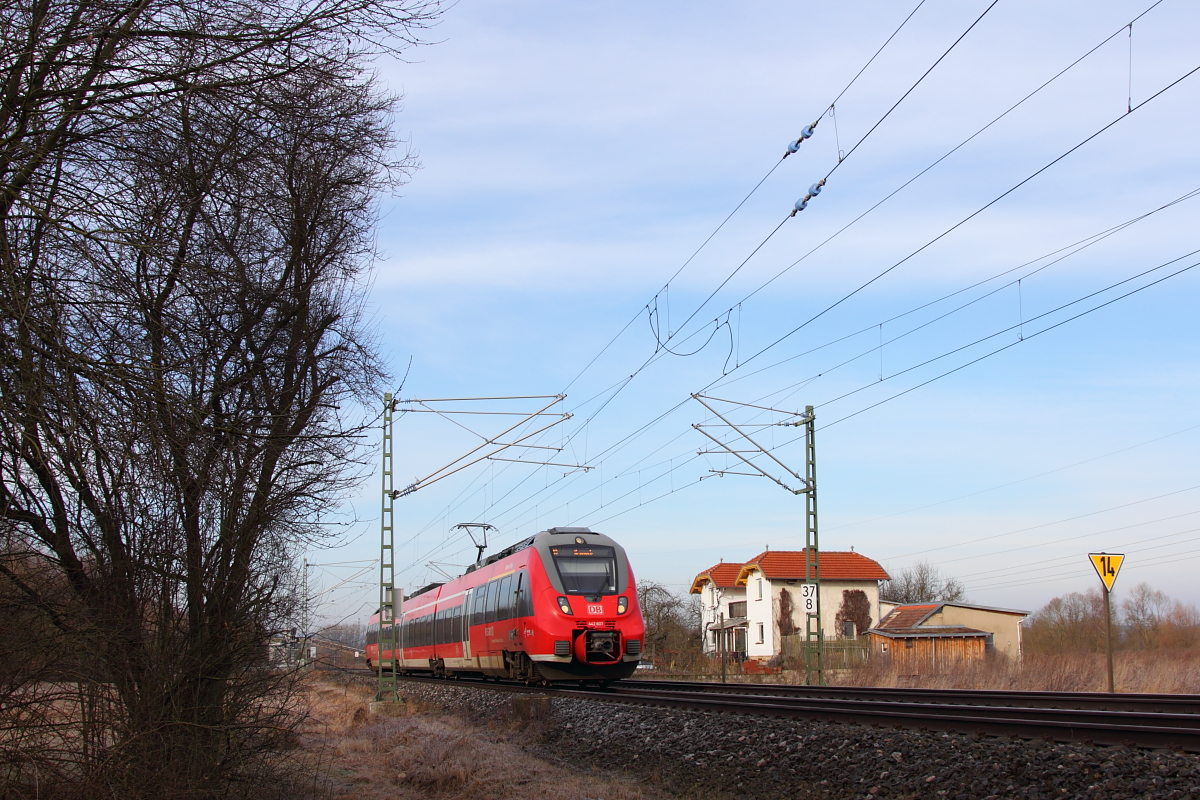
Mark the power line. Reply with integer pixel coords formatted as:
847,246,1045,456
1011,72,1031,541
824,421,1200,533
820,252,1200,428
397,3,1041,553
713,184,1200,395
822,0,999,181
657,0,1002,351
392,3,1190,578
733,55,1200,380
892,483,1200,561
402,243,1200,576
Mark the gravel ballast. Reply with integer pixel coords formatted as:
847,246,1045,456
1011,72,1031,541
395,679,1200,799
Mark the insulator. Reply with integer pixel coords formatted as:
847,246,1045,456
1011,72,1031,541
801,124,816,139
794,197,809,213
787,139,802,155
809,182,822,196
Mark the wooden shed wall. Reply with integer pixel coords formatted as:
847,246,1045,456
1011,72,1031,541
868,634,986,674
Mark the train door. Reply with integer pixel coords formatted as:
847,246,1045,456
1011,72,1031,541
469,584,487,666
461,589,472,661
495,574,513,651
510,571,526,647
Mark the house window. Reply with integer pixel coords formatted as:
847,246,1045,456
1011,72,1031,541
843,620,856,639
756,623,764,643
756,578,763,600
905,638,914,649
728,600,747,618
985,634,994,652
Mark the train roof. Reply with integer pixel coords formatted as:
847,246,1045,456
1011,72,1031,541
464,526,620,574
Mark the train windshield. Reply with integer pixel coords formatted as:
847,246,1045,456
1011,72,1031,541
549,545,617,595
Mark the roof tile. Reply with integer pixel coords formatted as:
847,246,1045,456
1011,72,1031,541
736,549,890,583
689,562,743,593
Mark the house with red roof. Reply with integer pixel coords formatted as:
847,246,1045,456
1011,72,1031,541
689,560,749,657
690,548,890,661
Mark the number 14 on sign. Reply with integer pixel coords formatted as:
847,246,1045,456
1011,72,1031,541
1089,552,1124,593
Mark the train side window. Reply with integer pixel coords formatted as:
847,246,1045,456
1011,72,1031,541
484,579,500,623
437,609,448,645
495,575,513,621
472,586,486,626
454,605,464,641
516,570,533,617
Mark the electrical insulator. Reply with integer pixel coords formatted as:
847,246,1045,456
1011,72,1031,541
783,120,819,158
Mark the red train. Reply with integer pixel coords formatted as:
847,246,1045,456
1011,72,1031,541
365,527,645,683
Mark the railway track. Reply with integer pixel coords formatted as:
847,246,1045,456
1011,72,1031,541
356,670,1200,753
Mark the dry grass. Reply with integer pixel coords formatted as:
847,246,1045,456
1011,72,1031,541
828,649,1200,693
299,676,672,800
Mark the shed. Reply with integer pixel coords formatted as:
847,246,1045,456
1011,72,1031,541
867,601,1029,674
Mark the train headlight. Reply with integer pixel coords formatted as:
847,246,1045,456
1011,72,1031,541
557,596,573,615
617,596,628,614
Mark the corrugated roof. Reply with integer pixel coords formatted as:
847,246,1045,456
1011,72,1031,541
689,561,744,594
877,604,940,630
867,625,989,639
735,549,891,584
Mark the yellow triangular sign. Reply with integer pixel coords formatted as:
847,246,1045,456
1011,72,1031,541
1089,552,1124,592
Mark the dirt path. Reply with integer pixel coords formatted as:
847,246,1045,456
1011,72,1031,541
300,675,678,800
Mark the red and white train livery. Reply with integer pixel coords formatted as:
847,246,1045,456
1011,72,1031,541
365,527,644,683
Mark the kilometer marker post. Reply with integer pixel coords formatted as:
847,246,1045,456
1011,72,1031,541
1088,552,1125,694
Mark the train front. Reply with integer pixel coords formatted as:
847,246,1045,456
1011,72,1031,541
526,527,645,682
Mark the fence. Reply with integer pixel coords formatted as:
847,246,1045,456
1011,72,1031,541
780,635,870,669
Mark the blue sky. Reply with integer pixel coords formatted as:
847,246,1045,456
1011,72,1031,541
306,0,1200,629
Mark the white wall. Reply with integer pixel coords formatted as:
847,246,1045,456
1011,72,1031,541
739,569,882,658
697,582,746,654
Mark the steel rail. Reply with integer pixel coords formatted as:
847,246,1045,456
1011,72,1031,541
618,679,1200,715
370,672,1200,752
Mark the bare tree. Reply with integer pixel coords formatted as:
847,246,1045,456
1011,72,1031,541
1023,589,1107,653
880,561,966,604
0,3,439,796
637,580,701,666
1121,582,1171,649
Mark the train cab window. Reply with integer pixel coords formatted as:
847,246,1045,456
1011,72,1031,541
548,544,617,596
495,575,513,621
484,579,501,623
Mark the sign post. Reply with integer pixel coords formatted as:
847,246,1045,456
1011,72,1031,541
1088,552,1125,694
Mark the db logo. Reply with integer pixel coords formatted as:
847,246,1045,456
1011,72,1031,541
587,604,604,615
